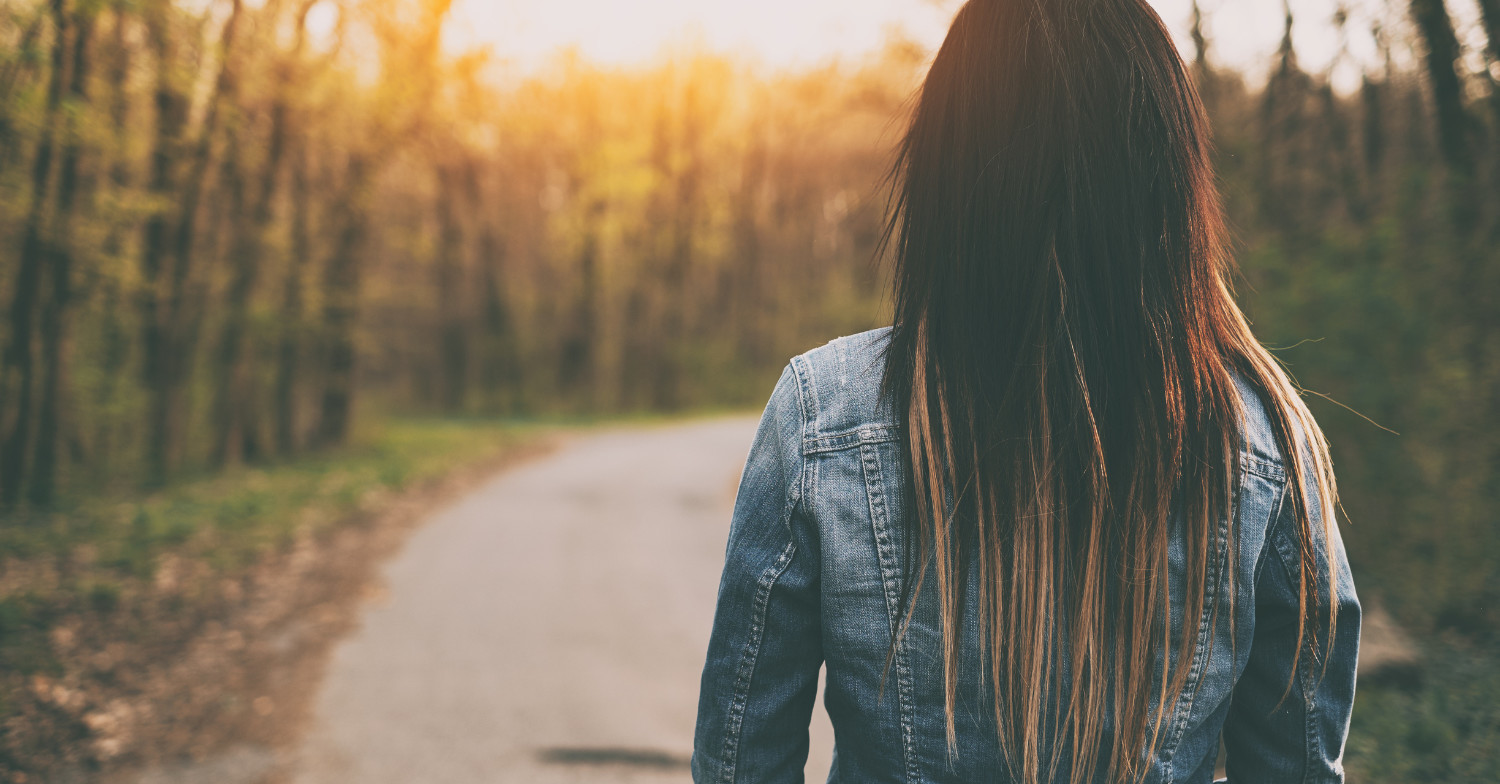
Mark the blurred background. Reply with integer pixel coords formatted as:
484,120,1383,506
0,0,1496,781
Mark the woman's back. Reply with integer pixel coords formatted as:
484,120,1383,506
694,0,1360,780
693,329,1359,783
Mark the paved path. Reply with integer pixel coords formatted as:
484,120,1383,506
287,417,835,783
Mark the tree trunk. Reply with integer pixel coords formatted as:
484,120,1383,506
1408,0,1471,174
138,0,191,486
434,162,469,412
151,0,242,473
275,139,311,454
1257,1,1310,239
209,121,256,466
653,82,703,411
620,97,673,410
1361,74,1386,178
0,9,48,175
1,0,70,506
212,0,311,465
313,0,451,445
92,6,136,473
1474,0,1500,90
1409,0,1483,387
1188,0,1215,105
731,116,767,365
314,154,370,448
1319,84,1368,223
557,199,601,400
476,224,519,413
30,4,94,506
268,1,317,455
1470,0,1500,226
465,166,519,414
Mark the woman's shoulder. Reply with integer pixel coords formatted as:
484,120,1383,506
1227,367,1293,480
780,327,898,451
774,333,1299,476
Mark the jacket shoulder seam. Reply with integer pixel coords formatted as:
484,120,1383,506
803,425,899,454
790,355,819,442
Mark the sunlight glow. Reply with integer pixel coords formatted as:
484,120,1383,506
447,0,1489,92
446,0,954,72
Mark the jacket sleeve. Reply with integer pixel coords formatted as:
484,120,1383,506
693,363,823,784
1223,471,1362,784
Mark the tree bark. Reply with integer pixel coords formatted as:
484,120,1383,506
0,9,47,174
209,116,258,466
314,153,371,447
731,114,767,365
30,3,94,506
465,165,519,414
275,139,311,454
271,1,317,455
1473,0,1500,84
1188,0,1215,105
434,161,469,412
1,0,70,506
138,0,191,486
1319,84,1368,223
1361,74,1386,178
1257,1,1311,238
1408,0,1471,173
92,6,136,473
149,0,243,474
212,0,304,465
653,82,703,411
313,0,452,445
557,198,601,400
620,97,674,409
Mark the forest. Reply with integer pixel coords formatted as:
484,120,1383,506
0,0,1497,779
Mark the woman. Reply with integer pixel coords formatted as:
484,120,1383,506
693,1,1360,782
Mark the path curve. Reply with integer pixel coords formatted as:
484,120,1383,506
282,416,1410,784
286,417,835,783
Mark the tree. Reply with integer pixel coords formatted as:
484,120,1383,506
1,0,73,506
1408,0,1471,173
313,0,454,446
29,1,96,505
210,0,314,465
136,0,193,485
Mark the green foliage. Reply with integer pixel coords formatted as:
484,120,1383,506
0,0,1496,777
1201,54,1500,778
1346,638,1500,783
1215,85,1500,640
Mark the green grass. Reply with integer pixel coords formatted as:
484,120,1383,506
0,418,549,677
6,412,1491,782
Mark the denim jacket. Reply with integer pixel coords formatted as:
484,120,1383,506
693,328,1360,783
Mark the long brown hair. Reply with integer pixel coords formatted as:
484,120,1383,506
881,1,1339,781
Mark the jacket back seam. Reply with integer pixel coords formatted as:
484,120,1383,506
715,540,799,783
1159,483,1237,769
859,441,922,783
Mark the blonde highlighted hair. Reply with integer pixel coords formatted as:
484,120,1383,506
881,1,1340,781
